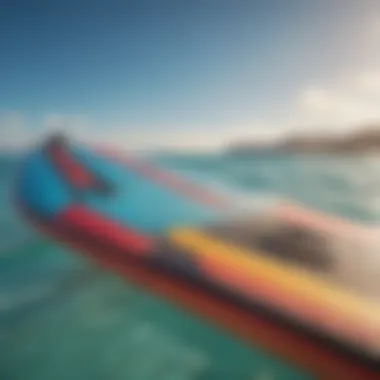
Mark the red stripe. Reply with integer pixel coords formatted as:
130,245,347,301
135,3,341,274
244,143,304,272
95,147,229,208
57,205,154,256
50,147,95,189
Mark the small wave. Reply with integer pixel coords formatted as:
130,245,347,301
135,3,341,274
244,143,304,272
0,285,55,313
124,320,210,377
0,237,44,257
0,268,100,324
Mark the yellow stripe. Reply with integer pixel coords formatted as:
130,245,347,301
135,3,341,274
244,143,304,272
169,228,380,323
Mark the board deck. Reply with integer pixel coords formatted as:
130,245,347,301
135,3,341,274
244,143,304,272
15,135,380,379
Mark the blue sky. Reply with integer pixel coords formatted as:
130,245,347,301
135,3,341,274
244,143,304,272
1,1,380,150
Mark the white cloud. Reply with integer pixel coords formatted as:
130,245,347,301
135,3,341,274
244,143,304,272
0,110,279,152
285,10,380,135
3,63,380,152
3,69,380,153
44,114,92,133
57,123,279,152
290,68,380,135
0,112,32,150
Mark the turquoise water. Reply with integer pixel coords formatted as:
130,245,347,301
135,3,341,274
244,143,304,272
2,151,380,380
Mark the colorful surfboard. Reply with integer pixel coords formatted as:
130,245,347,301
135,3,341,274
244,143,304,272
14,134,380,379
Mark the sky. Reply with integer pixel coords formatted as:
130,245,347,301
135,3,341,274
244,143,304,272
1,0,380,151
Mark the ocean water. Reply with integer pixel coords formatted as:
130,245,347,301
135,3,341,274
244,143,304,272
1,151,380,380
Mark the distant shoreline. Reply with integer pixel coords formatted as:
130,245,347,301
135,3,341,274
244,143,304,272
226,127,380,156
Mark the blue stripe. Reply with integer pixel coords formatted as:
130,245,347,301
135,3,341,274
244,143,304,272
17,150,72,219
72,147,221,233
